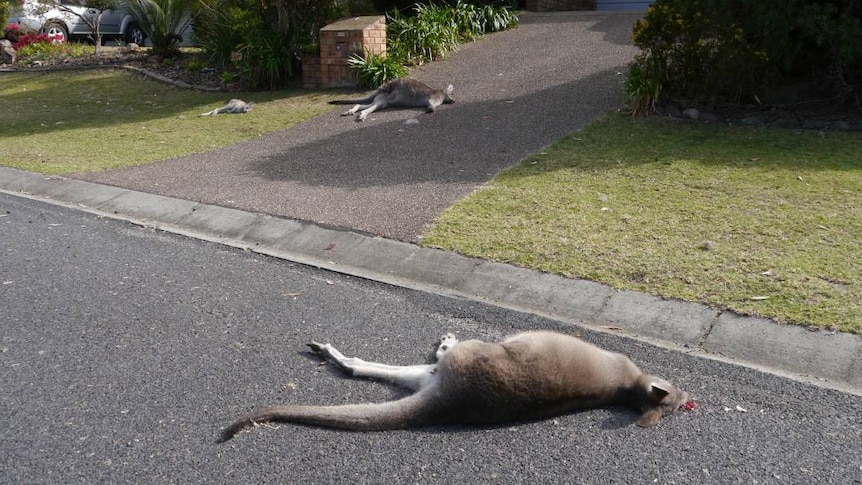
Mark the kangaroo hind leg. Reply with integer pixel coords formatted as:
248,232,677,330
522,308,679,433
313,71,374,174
342,104,362,116
308,342,436,391
356,95,389,121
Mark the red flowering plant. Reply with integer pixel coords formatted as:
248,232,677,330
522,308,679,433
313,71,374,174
12,32,56,50
4,23,21,43
11,30,71,67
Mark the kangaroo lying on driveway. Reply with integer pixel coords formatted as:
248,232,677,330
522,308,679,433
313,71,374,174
329,78,455,121
219,331,690,441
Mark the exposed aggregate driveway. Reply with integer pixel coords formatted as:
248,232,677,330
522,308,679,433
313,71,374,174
74,12,641,242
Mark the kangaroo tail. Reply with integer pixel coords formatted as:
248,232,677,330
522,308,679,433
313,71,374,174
328,94,375,105
218,392,433,442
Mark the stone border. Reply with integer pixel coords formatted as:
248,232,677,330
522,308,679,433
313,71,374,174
120,64,224,91
655,103,862,132
0,61,224,92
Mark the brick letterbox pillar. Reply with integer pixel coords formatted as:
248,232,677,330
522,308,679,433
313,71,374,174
302,15,386,89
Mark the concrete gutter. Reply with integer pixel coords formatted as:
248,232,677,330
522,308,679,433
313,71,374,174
2,166,859,395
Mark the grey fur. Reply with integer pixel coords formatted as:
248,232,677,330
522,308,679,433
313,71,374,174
219,331,690,442
329,78,455,121
199,99,255,116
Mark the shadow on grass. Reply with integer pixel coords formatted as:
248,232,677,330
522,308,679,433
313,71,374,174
502,114,862,178
0,68,315,137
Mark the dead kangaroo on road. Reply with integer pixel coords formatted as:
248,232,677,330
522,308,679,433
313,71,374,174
219,331,690,441
329,78,454,121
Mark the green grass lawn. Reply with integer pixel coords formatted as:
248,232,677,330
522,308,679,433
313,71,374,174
0,69,339,174
423,115,862,334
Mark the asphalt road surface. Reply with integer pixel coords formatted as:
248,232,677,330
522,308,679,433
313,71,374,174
2,192,861,484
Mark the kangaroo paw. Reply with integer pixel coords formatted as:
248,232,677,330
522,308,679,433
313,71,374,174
435,333,459,361
306,341,354,374
307,341,327,355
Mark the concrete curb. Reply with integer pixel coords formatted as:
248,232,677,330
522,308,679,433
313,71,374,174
2,166,860,395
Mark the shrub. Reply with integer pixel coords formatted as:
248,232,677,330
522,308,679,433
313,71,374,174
4,22,20,42
0,1,11,35
386,5,460,65
628,0,862,112
192,0,349,90
343,1,517,86
629,0,768,106
348,51,408,88
14,33,90,63
386,1,518,66
190,0,249,69
191,0,516,90
236,28,295,91
12,31,60,50
371,0,519,10
120,0,194,58
623,54,663,115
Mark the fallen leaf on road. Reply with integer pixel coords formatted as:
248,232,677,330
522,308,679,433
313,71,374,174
324,242,336,251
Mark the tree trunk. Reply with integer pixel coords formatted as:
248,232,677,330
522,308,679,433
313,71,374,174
93,12,103,55
276,0,290,35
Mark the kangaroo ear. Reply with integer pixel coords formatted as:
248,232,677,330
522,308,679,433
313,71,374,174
636,407,663,428
446,84,454,94
648,382,671,401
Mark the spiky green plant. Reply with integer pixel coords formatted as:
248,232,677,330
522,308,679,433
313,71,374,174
119,0,194,57
624,54,664,115
348,52,408,88
385,1,518,66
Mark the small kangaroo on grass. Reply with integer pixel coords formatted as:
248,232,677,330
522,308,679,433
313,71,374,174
219,331,690,442
199,99,255,116
329,78,455,121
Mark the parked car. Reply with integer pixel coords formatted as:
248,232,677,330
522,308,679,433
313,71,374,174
8,0,145,45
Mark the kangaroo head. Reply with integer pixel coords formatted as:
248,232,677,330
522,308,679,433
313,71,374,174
443,84,455,104
632,375,690,428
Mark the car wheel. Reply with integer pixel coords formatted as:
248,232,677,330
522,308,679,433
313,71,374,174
125,23,145,45
44,22,68,43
